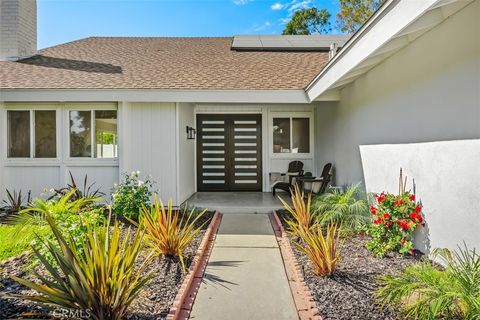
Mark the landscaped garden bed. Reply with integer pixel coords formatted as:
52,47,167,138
0,211,215,319
0,172,219,320
275,173,479,320
277,209,420,319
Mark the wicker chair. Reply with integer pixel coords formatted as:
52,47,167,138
272,161,304,196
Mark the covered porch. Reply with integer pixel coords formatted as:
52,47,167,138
187,191,286,214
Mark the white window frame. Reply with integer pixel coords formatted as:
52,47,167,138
3,105,60,161
269,112,314,159
65,103,119,163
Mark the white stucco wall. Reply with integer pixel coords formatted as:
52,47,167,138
360,139,480,253
315,0,480,186
120,102,178,203
176,102,196,204
312,2,480,253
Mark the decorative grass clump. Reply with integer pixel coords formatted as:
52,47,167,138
139,196,207,271
290,222,341,276
376,244,480,319
278,184,315,232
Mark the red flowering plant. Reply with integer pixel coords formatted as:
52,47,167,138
367,191,424,257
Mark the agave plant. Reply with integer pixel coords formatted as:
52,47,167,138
9,211,153,320
312,183,369,234
376,243,480,319
139,196,207,271
290,222,341,276
278,184,315,232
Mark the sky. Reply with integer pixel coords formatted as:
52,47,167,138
38,0,341,49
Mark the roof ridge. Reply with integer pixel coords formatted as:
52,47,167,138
38,36,234,52
87,36,234,39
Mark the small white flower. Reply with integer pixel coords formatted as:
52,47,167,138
136,170,141,175
138,181,144,186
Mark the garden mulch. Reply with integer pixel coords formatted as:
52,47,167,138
0,211,213,320
278,210,421,320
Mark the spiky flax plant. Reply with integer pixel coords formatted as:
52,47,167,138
139,196,207,271
278,184,314,232
9,211,153,320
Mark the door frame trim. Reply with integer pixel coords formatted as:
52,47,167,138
194,110,266,193
196,113,263,192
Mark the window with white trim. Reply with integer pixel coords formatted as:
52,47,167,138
69,110,118,158
273,117,310,153
7,110,57,158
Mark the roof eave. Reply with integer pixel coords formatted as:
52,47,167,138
0,88,311,104
306,0,473,101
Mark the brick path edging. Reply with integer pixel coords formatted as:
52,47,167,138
270,211,322,320
166,211,223,320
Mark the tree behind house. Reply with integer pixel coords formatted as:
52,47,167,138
282,7,331,35
337,0,385,33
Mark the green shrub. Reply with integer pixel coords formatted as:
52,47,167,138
367,191,424,257
17,190,104,253
312,183,369,235
112,171,154,218
9,212,153,320
376,244,480,319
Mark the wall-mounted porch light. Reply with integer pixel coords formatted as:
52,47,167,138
186,126,196,140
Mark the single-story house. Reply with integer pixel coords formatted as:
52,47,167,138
0,0,478,252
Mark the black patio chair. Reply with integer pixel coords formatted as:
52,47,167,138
272,161,304,196
297,163,333,195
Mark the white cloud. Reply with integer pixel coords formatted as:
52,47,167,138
270,2,284,10
254,21,272,32
287,0,314,12
233,0,253,5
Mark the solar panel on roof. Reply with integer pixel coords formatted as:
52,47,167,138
231,35,350,51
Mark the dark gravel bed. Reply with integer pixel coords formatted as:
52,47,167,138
278,211,421,320
0,211,213,319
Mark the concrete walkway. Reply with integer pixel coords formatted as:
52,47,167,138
189,214,298,320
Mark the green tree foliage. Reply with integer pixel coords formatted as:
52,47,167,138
282,7,331,35
336,0,384,33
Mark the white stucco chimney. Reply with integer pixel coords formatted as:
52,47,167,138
0,0,37,61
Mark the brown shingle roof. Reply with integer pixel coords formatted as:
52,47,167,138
0,37,329,90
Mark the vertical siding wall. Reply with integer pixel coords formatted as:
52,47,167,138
176,103,196,204
120,102,178,203
0,102,119,200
